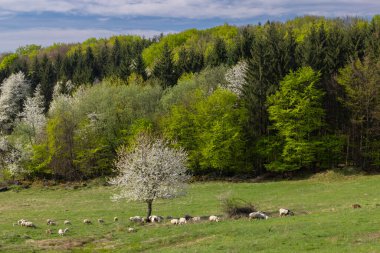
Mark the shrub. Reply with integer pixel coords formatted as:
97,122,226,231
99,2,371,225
221,197,256,218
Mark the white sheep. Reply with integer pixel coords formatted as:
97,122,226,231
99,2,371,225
114,217,118,222
98,218,104,224
23,221,36,228
83,219,92,224
17,219,26,225
129,216,142,222
179,218,187,225
279,208,294,217
128,227,136,233
192,216,201,222
170,219,179,225
149,215,159,223
249,211,269,220
64,220,71,225
59,228,69,236
209,215,220,222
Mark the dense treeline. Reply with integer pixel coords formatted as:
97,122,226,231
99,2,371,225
0,15,379,181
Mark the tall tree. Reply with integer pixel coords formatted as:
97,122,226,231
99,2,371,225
152,43,177,87
0,72,31,133
267,67,325,171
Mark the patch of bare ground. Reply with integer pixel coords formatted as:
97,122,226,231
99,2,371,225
354,232,380,244
26,237,95,251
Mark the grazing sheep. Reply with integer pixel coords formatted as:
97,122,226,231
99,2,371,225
129,216,142,223
58,229,64,236
17,219,26,225
170,219,179,225
114,217,118,222
83,219,92,224
279,208,294,217
148,215,163,223
128,227,136,233
249,211,269,220
98,218,104,224
149,215,160,223
46,219,52,224
23,221,36,228
179,218,187,225
184,214,193,221
64,220,71,225
192,216,201,222
352,204,361,209
47,220,57,226
209,215,220,222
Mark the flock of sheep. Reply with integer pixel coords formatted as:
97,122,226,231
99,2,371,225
13,208,294,236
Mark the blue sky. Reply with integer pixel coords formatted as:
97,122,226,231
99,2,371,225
0,0,379,52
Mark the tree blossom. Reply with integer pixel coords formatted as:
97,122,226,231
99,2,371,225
109,134,189,218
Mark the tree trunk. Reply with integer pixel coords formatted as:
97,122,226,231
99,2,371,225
146,199,153,220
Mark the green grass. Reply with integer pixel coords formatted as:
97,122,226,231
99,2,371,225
1,172,380,252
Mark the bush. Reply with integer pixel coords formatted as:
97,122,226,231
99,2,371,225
221,197,256,218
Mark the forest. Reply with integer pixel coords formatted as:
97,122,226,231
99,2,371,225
0,15,379,181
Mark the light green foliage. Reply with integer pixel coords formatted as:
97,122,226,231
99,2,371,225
164,88,249,174
0,53,18,70
33,82,163,179
267,67,325,171
143,25,238,69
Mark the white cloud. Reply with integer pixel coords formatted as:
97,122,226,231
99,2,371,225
0,0,378,19
0,28,173,52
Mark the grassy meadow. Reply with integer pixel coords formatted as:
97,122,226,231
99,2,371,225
1,172,380,252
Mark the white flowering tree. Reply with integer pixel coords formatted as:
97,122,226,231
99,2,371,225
19,85,46,144
224,60,247,96
0,72,31,132
109,134,189,219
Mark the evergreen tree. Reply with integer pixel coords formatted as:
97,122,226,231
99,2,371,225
152,43,177,87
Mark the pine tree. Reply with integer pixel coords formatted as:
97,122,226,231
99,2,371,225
152,43,177,87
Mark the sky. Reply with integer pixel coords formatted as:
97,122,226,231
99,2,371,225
0,0,379,52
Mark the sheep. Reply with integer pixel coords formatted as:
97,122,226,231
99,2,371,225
128,227,136,233
114,217,118,222
192,216,201,222
58,229,64,236
179,218,187,225
58,228,69,236
148,215,163,223
279,208,294,217
129,216,142,223
23,221,36,228
209,215,220,222
149,215,160,223
83,219,92,224
46,229,52,235
98,218,104,224
64,220,71,225
47,220,57,226
184,214,193,221
352,204,361,209
249,211,269,220
17,219,26,225
170,219,179,225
